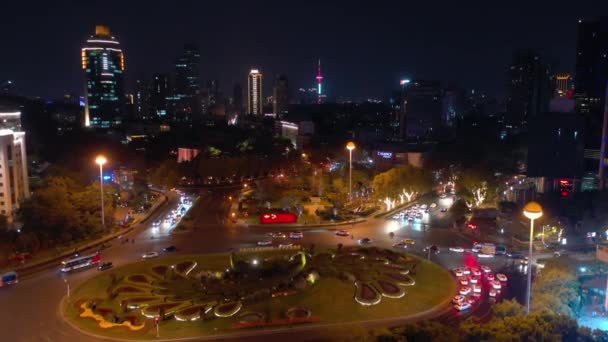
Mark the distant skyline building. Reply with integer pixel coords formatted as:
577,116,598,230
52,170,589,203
555,73,572,97
151,73,170,117
316,59,325,104
82,25,126,128
134,77,150,120
505,49,552,128
248,69,263,115
399,80,443,140
0,111,29,223
273,74,289,117
173,44,201,120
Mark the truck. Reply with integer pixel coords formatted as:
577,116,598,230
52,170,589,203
0,271,18,287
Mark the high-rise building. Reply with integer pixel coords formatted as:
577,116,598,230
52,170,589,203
151,73,170,117
574,18,608,115
173,44,201,120
0,110,29,223
273,75,289,117
134,77,150,120
316,59,326,104
82,25,126,128
233,83,243,114
248,69,263,115
505,49,552,128
399,80,443,140
555,73,572,97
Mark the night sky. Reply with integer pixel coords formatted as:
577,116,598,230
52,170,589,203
2,0,607,101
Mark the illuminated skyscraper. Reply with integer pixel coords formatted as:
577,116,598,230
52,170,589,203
555,73,572,97
82,25,126,128
248,69,263,115
173,44,201,120
316,59,325,104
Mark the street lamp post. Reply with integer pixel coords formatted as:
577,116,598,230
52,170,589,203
95,155,107,228
523,201,543,315
346,142,355,202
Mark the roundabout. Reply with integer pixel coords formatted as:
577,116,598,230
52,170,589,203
62,247,456,340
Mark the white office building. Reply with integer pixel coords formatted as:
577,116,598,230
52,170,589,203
0,112,29,223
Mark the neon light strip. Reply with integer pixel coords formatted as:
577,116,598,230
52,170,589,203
87,39,119,44
0,112,21,117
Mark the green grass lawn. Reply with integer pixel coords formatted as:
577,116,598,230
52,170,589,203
64,250,455,340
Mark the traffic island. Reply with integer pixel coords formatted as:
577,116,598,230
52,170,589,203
63,248,455,340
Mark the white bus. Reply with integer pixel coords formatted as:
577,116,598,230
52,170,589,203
60,253,101,273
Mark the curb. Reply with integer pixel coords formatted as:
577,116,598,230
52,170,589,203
12,191,170,277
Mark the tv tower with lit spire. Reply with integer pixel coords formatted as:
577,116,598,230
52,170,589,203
316,59,325,104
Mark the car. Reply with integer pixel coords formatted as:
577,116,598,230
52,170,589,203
420,204,428,210
472,285,482,293
392,214,401,219
335,230,350,236
163,246,177,253
469,276,479,284
462,268,471,275
98,262,113,271
449,247,465,253
481,265,492,273
289,231,303,239
521,257,529,265
278,243,294,248
430,203,437,208
489,289,498,297
487,273,495,281
452,295,466,304
402,239,416,245
440,207,448,212
439,193,447,199
460,278,469,286
453,268,464,277
152,220,160,227
454,303,472,311
470,268,481,276
142,252,158,259
496,245,507,255
268,232,287,239
507,251,525,259
490,280,502,290
257,240,273,246
358,238,373,245
496,273,508,282
478,253,494,258
459,286,471,295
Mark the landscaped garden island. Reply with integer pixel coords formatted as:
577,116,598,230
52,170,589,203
63,247,455,339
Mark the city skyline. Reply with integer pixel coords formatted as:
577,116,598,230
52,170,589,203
2,1,608,101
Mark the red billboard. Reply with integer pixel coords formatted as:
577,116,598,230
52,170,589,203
260,213,298,224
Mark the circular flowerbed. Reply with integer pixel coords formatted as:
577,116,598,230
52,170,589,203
213,301,242,317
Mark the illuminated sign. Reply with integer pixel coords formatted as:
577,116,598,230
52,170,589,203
377,151,393,159
260,212,298,224
400,79,411,86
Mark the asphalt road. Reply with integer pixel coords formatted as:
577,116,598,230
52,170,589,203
0,190,527,341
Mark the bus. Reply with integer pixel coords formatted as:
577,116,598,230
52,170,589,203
60,253,101,273
0,271,18,287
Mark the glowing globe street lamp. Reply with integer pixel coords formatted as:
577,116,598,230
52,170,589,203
95,155,107,228
346,142,356,202
523,201,543,314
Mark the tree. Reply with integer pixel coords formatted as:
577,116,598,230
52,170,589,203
383,321,455,342
532,259,581,317
456,168,496,208
372,166,433,203
492,299,526,319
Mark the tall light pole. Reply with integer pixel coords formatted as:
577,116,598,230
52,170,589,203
95,155,107,228
523,201,542,315
346,142,355,202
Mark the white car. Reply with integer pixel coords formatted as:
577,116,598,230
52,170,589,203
453,268,464,277
257,240,273,246
459,286,471,295
462,268,471,275
481,265,492,273
335,230,350,237
478,253,495,258
459,278,469,286
473,285,482,293
142,252,158,259
490,280,502,290
489,289,498,297
430,203,437,208
496,273,508,282
278,243,294,248
469,277,479,284
449,247,465,253
289,231,303,239
452,295,466,304
152,220,160,227
454,303,472,311
420,204,428,210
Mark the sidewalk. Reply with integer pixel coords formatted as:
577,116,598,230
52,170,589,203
6,190,169,276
